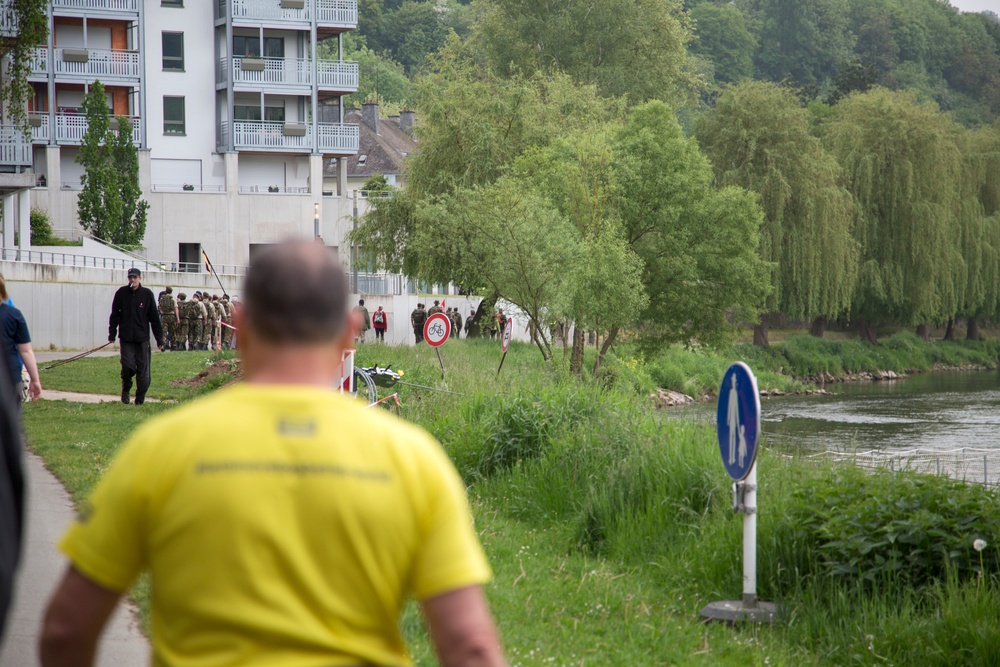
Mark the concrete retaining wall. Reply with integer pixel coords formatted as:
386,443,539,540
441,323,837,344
0,260,528,350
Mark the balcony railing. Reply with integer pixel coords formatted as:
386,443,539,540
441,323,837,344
317,122,358,153
222,0,357,28
52,0,139,14
222,120,313,151
50,47,141,80
316,0,357,27
317,60,358,90
29,115,50,143
220,56,358,91
220,120,358,153
225,56,311,88
28,47,48,76
0,127,32,166
53,113,142,145
0,12,18,37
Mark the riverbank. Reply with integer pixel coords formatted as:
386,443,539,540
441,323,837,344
22,342,1000,665
602,332,1000,403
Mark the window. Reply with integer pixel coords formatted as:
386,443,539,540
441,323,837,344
179,243,200,271
233,36,284,58
161,0,183,6
163,96,185,135
162,32,184,71
234,105,285,122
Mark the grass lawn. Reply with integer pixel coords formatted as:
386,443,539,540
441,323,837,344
39,350,237,400
22,338,1000,666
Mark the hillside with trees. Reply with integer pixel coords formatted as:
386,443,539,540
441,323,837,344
350,0,1000,355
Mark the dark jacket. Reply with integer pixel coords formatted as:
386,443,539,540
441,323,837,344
0,356,22,639
109,285,164,345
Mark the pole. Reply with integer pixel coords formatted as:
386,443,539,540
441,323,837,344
743,461,758,609
435,347,445,380
314,202,320,239
352,189,359,293
496,350,508,376
201,250,229,297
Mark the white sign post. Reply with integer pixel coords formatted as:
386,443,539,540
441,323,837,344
701,362,778,623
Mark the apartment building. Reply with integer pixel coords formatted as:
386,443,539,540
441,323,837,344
3,0,362,268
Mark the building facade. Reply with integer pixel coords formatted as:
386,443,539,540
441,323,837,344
3,0,363,268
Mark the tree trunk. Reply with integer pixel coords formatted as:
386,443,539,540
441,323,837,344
967,317,981,341
570,325,585,376
809,317,825,338
916,324,931,342
858,319,879,345
943,318,955,341
594,326,620,375
753,317,769,347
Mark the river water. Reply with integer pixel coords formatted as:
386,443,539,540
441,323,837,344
683,370,1000,454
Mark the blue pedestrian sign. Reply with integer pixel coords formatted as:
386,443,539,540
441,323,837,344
716,362,761,481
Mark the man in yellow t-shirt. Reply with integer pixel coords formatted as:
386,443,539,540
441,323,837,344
40,241,507,667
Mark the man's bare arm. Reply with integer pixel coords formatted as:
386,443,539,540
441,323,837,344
40,566,121,667
422,585,507,667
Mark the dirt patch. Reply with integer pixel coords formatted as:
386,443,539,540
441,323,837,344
171,359,242,388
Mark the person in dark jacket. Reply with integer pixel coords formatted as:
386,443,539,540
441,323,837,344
109,268,164,405
0,334,23,643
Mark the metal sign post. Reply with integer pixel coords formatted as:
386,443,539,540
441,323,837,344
497,318,513,376
424,312,451,380
701,362,778,623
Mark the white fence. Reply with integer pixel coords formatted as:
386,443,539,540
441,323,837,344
808,448,1000,488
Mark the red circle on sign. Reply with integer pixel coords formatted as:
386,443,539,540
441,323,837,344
501,318,513,353
423,312,451,347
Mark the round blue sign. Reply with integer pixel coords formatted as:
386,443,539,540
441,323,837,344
716,362,761,481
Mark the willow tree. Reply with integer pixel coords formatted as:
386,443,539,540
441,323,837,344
824,88,964,343
957,123,1000,340
697,81,857,345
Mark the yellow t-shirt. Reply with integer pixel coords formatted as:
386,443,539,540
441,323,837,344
60,383,492,667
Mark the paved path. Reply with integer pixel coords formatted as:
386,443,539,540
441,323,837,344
39,390,163,405
0,453,150,666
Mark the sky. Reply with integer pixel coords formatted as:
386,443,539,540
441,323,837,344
949,0,999,14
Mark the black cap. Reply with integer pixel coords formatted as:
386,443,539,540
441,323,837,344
127,268,141,277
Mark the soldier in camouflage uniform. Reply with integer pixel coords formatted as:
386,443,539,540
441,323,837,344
211,295,223,350
221,294,235,348
190,293,206,350
158,286,179,351
176,293,189,350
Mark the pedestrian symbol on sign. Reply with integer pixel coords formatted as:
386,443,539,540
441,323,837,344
716,362,760,481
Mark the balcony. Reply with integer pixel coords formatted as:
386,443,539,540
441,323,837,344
53,47,141,81
0,127,32,166
219,56,358,92
220,119,357,154
317,60,358,91
28,47,141,81
51,113,142,146
317,122,358,153
0,12,17,38
51,0,139,17
221,0,357,30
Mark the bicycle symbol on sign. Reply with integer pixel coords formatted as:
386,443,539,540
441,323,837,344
428,322,445,338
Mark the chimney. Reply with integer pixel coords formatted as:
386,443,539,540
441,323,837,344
362,102,379,135
399,109,415,136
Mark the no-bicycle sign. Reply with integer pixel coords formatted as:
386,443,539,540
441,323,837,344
423,312,451,348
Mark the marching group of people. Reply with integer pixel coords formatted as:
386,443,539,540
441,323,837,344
158,286,237,352
357,299,512,345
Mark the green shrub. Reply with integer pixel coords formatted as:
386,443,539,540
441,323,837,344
785,466,1000,589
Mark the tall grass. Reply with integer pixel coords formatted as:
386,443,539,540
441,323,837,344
23,339,1000,665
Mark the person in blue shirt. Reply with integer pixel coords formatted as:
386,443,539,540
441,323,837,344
0,275,40,406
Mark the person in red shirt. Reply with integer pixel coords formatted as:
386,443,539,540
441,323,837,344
372,306,387,342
